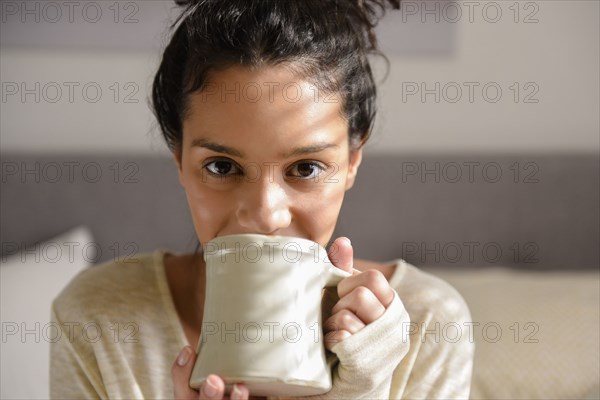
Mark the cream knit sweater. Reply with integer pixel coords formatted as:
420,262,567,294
50,250,474,399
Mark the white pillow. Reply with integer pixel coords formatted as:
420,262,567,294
1,226,93,400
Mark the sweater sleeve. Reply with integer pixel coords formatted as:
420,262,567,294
49,302,105,400
394,298,474,399
389,264,475,399
315,290,411,399
310,261,475,400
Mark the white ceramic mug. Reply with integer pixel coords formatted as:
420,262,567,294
189,234,351,397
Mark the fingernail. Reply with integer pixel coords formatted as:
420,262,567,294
230,384,243,400
176,347,190,366
204,375,219,397
342,237,351,246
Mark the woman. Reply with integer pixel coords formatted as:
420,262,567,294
50,1,474,399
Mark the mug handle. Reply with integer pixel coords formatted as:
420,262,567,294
324,264,352,287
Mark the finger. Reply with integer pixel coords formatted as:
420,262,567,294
327,237,353,273
229,383,250,400
199,375,225,400
331,286,386,324
324,308,366,335
172,346,200,400
324,329,352,350
337,269,395,308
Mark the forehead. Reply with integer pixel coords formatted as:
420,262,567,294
183,65,348,144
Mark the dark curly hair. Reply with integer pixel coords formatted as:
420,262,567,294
152,0,400,156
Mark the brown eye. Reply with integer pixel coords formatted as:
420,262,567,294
288,162,326,180
204,159,240,176
297,163,316,177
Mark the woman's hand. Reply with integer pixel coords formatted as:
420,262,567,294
322,237,396,349
171,346,252,400
310,236,409,399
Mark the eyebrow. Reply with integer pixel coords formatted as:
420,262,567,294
191,138,243,157
190,138,339,158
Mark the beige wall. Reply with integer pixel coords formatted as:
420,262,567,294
370,0,599,154
1,48,163,154
1,0,598,155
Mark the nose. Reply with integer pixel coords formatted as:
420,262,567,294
235,176,292,234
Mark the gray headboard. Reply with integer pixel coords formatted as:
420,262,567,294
2,153,598,269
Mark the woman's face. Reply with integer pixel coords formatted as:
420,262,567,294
174,65,362,248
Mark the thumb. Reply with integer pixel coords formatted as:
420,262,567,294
171,346,199,399
328,237,353,274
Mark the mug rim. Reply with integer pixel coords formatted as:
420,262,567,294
204,233,325,255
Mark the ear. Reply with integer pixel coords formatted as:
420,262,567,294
344,147,363,191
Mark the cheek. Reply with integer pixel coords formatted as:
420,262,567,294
297,180,347,246
180,175,233,244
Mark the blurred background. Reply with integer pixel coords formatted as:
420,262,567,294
1,1,598,154
1,1,599,399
